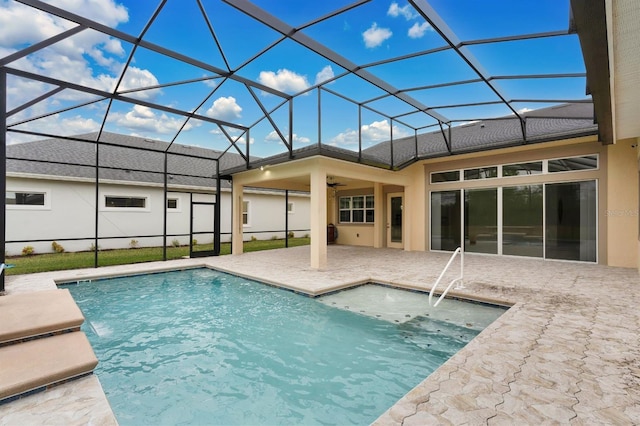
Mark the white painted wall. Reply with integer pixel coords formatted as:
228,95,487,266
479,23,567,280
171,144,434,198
5,176,310,256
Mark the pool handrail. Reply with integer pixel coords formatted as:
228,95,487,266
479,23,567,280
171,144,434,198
429,247,464,308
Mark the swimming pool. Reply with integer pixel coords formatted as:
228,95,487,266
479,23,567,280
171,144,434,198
64,268,505,425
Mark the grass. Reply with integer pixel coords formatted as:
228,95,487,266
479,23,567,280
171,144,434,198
5,237,310,276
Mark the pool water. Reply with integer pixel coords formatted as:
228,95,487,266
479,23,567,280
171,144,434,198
64,268,505,425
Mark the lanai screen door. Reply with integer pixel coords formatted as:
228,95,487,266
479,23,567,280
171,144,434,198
190,193,218,258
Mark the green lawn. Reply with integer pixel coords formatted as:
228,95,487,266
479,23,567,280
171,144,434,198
5,237,310,276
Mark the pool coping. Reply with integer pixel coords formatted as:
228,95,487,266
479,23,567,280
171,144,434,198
3,246,639,425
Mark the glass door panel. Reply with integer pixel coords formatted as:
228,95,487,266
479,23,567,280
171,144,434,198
545,181,597,262
430,191,461,251
390,196,403,243
503,185,543,257
464,188,497,254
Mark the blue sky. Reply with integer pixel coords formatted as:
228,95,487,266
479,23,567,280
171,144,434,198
1,0,589,157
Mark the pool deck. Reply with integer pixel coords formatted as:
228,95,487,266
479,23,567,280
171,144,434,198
1,245,639,425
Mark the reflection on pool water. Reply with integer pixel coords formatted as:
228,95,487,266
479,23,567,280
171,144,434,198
63,268,506,425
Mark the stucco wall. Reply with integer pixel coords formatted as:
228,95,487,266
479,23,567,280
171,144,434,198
605,138,639,267
5,176,310,256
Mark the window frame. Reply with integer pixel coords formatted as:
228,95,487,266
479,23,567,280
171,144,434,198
242,200,250,227
103,194,149,211
287,201,295,214
167,197,181,212
338,195,375,224
6,189,50,210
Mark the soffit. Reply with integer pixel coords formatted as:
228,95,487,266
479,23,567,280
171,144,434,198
610,0,640,140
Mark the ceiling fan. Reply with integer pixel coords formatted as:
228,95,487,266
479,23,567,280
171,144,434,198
326,176,346,188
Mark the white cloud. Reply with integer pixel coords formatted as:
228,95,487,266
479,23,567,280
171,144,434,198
518,107,534,114
363,23,392,49
234,135,254,145
202,76,218,88
53,0,128,27
265,130,311,145
117,67,161,99
109,105,196,134
330,119,409,146
205,96,242,121
387,2,416,20
6,113,101,144
1,0,166,131
314,65,335,85
408,22,432,39
258,69,310,94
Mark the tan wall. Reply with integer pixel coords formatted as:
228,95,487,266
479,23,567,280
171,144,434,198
335,225,374,246
606,138,639,267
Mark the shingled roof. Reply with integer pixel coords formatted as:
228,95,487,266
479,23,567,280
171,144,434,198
7,132,246,189
361,103,598,167
223,103,599,174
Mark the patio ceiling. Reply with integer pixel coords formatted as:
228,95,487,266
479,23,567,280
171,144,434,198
1,0,606,174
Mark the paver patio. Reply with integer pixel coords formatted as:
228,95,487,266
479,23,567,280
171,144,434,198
1,245,639,425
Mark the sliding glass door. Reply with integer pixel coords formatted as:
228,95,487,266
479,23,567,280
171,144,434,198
430,191,460,251
464,188,497,254
503,185,543,257
545,181,597,262
430,180,597,262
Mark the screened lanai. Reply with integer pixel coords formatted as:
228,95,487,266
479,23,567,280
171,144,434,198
1,0,611,288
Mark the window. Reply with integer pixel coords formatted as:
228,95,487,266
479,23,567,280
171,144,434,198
464,167,497,180
287,202,294,214
431,170,460,183
339,195,374,223
242,200,250,226
167,198,178,209
503,162,543,177
548,155,598,173
105,196,146,208
7,191,45,206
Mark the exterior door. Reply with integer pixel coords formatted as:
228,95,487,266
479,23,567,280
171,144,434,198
190,193,218,257
387,193,403,249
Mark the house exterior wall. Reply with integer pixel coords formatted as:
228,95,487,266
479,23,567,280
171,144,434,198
328,135,638,267
423,138,605,261
605,137,639,267
5,175,310,256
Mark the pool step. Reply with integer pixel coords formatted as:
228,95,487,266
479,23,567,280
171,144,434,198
0,331,99,402
0,289,99,403
0,289,85,345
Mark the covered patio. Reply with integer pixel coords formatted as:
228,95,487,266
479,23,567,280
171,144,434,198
3,245,639,424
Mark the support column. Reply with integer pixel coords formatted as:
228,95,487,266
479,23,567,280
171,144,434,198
373,182,384,248
310,168,327,269
403,186,412,251
231,180,244,255
0,70,6,292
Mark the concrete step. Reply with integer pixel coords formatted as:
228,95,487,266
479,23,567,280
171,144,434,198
0,289,85,345
0,331,99,402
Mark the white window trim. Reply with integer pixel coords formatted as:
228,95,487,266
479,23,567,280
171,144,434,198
242,200,251,227
546,154,599,174
287,201,295,214
428,178,598,263
167,197,181,212
6,188,51,210
431,155,599,185
338,195,374,224
102,194,150,212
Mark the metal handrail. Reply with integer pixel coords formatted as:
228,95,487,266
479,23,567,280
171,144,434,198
429,247,464,307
